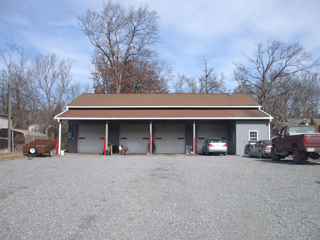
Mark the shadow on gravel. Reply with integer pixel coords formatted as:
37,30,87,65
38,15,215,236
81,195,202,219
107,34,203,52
241,154,320,165
254,158,320,165
228,155,320,166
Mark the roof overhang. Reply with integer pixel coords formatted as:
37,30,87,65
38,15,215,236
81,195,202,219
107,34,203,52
55,108,273,121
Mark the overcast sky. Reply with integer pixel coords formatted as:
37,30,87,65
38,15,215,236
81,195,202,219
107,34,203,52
1,0,320,92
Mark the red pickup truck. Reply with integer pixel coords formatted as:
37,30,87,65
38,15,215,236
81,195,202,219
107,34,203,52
271,125,320,164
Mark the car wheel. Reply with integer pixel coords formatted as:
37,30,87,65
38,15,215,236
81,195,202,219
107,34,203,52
248,150,252,158
48,149,53,157
292,146,301,164
259,151,263,158
205,150,209,156
29,146,37,154
271,148,280,161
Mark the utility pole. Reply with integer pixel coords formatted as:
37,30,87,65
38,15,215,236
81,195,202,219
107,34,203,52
7,68,12,153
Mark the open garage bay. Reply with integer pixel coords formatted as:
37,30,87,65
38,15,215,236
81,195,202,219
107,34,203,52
0,155,319,239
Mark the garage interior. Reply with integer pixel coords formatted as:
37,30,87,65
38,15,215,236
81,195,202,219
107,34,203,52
67,120,236,155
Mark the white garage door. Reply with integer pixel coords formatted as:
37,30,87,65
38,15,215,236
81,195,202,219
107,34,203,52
197,124,228,153
119,124,149,153
154,124,185,153
77,124,105,153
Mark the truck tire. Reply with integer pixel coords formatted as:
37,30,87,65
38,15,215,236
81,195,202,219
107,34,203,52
271,148,280,161
29,146,37,155
292,146,301,164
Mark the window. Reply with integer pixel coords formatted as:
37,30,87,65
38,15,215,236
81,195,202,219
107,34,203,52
254,141,261,147
288,126,317,134
249,131,258,142
279,127,286,137
209,138,225,143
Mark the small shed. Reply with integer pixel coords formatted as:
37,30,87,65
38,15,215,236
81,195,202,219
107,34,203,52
0,114,13,128
0,128,46,150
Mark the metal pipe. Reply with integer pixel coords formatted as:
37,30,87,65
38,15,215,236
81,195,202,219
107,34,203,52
46,125,52,140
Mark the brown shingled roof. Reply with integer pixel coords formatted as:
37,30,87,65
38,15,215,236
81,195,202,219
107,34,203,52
68,93,260,107
57,109,269,119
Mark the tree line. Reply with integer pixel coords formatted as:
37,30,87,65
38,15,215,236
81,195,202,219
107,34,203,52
78,1,320,122
1,0,320,137
233,41,320,124
0,42,85,136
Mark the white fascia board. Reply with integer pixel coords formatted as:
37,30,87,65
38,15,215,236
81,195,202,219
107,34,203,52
55,117,272,121
54,108,68,120
259,109,273,120
67,105,261,109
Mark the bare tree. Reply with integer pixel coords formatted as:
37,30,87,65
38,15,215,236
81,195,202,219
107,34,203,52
66,81,90,104
197,57,225,93
32,53,74,131
171,74,190,93
186,77,199,93
170,57,225,94
78,0,163,93
0,69,8,113
291,72,320,119
0,42,33,150
0,41,76,150
234,40,320,111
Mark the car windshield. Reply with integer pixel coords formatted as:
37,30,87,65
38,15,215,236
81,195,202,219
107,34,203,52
262,140,272,145
209,139,225,143
288,126,317,134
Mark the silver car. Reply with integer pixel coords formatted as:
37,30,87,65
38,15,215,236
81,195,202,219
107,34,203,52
202,138,227,155
248,140,272,158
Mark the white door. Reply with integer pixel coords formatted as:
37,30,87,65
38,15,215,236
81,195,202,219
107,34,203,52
154,124,185,153
119,124,149,153
197,124,228,153
77,124,105,153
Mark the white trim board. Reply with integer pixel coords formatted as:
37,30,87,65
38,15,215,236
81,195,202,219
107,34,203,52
66,105,261,109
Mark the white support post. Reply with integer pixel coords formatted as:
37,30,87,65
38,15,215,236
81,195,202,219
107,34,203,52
149,121,152,155
193,121,196,156
105,121,108,154
58,120,62,155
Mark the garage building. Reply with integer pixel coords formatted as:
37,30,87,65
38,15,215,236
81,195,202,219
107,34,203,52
54,93,273,155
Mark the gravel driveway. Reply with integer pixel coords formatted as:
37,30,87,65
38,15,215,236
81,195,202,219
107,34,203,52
0,154,319,239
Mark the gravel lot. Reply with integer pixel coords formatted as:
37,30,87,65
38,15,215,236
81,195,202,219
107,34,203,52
0,154,319,240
